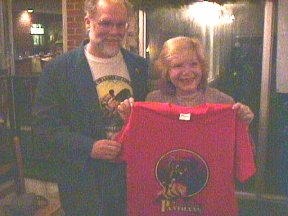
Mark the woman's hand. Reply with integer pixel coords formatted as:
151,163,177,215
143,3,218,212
232,102,254,124
117,97,134,123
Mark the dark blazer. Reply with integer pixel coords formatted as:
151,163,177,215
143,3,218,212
32,42,148,215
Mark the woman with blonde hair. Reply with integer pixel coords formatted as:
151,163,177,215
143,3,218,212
119,36,254,123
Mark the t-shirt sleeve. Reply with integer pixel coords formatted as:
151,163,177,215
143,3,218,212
235,120,256,182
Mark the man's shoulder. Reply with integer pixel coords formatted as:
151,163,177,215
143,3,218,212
121,48,147,64
44,47,84,71
53,47,83,64
205,87,234,104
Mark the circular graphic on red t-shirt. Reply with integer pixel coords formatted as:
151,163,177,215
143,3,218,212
155,149,209,199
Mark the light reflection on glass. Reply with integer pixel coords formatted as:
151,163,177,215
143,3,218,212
185,2,235,26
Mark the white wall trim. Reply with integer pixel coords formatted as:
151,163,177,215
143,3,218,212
255,0,275,197
138,10,146,58
276,0,288,93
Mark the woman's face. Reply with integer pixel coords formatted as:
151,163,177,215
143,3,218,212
168,50,202,95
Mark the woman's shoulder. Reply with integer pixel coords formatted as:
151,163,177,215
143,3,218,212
145,90,170,102
205,87,234,104
146,90,162,101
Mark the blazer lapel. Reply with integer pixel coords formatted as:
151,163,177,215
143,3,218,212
71,48,100,115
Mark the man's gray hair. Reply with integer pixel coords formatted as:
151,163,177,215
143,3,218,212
84,0,133,17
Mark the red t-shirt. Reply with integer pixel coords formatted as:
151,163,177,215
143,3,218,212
116,102,256,216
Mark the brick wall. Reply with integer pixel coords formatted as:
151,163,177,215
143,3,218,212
66,0,86,51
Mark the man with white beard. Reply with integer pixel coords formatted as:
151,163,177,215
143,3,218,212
32,0,148,215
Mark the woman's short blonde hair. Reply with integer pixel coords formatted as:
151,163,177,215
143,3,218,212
154,36,209,95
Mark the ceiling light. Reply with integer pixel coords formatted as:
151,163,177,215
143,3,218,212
27,8,34,13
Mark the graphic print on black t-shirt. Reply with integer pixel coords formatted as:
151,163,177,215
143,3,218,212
155,149,209,214
96,75,133,139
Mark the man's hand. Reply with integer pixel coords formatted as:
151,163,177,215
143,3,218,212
117,97,134,123
90,139,122,160
232,102,254,124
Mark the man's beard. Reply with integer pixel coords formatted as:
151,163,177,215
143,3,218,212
97,38,123,57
